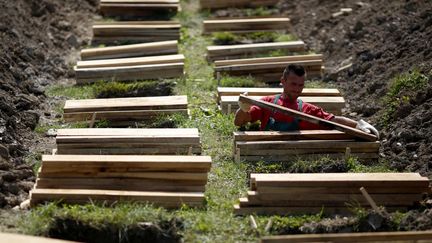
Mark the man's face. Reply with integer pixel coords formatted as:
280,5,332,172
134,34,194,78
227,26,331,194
281,72,305,99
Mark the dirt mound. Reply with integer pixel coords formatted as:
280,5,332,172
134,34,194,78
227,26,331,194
0,0,97,207
279,0,432,176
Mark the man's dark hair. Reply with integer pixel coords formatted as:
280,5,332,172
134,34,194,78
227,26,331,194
283,64,306,79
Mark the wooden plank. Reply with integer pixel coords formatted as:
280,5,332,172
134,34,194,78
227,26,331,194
203,18,290,34
56,128,197,136
75,62,184,83
36,177,206,192
56,147,202,155
256,186,431,194
63,109,188,122
92,36,179,43
247,191,423,205
236,140,380,150
239,153,379,162
200,0,278,9
220,95,344,114
215,60,322,72
214,54,323,66
93,21,179,26
260,231,432,243
81,40,178,60
250,173,429,188
207,41,305,61
0,233,78,243
64,96,187,113
76,54,184,68
239,95,378,141
30,189,204,208
38,178,205,192
56,135,199,144
41,154,211,171
217,87,340,99
234,130,351,142
233,204,407,216
37,176,206,185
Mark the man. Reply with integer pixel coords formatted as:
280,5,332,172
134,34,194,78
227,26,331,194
234,64,379,137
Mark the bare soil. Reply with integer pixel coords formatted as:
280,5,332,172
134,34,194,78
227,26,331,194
0,0,97,207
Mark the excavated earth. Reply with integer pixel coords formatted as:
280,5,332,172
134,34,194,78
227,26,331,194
0,0,432,236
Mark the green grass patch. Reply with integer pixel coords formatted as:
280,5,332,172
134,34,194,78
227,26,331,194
46,80,175,100
20,203,182,242
219,75,258,87
211,32,297,45
381,69,429,127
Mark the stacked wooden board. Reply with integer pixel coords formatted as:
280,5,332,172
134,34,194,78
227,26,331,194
261,231,432,243
76,54,184,68
214,54,324,82
74,54,184,83
234,130,380,162
219,96,345,115
63,95,188,125
200,0,279,10
203,18,291,34
207,41,305,61
234,173,431,215
30,154,211,207
217,87,341,102
80,40,179,60
55,128,202,155
92,21,181,43
99,0,179,19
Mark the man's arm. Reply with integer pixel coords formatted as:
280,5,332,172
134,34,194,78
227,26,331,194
234,109,252,126
331,116,358,128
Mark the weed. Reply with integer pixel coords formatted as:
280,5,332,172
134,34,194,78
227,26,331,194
94,80,175,98
347,157,395,173
219,75,258,87
211,32,237,45
381,69,429,127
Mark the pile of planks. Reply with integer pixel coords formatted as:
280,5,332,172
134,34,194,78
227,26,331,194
234,173,431,215
217,87,344,114
99,0,179,19
203,18,291,34
200,0,279,10
63,95,188,125
74,54,184,83
233,130,380,162
207,41,306,61
80,40,179,60
92,21,181,43
214,54,324,83
55,128,202,155
261,231,432,243
30,154,211,207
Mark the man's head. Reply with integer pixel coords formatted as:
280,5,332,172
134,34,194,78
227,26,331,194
280,64,306,100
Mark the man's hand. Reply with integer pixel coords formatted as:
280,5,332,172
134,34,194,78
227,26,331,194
238,92,251,112
356,119,380,139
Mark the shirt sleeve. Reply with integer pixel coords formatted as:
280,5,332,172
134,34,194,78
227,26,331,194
249,96,272,122
303,102,335,121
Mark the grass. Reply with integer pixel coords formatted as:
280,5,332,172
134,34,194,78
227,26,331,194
46,80,176,100
18,0,412,241
211,32,297,45
381,69,429,127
